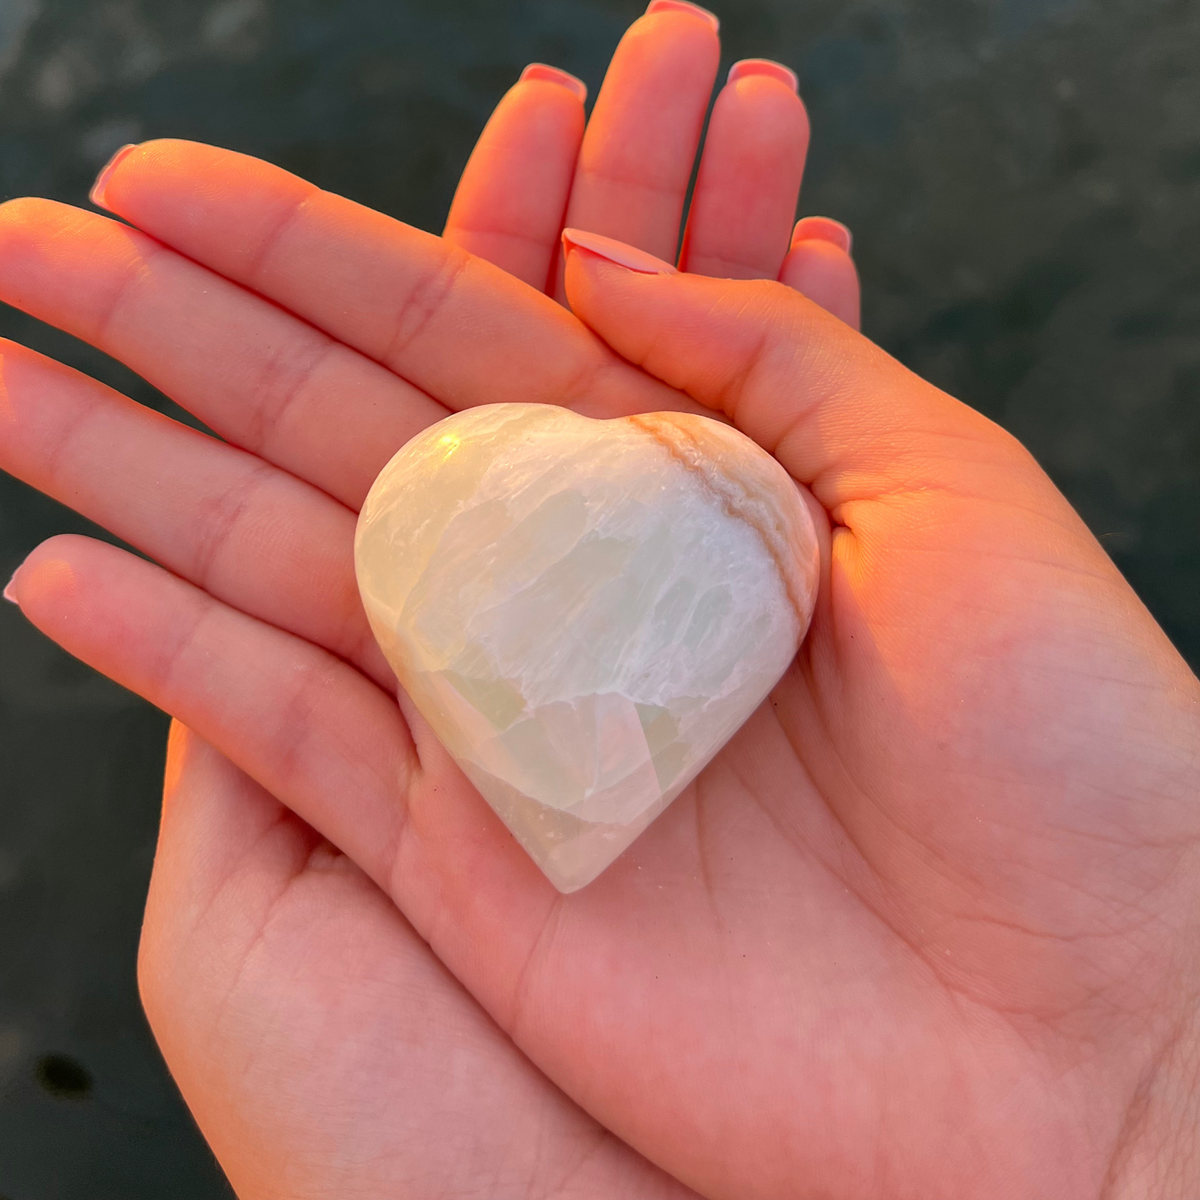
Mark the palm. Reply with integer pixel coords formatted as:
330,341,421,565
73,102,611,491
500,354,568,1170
139,410,1198,1200
3,18,1195,1200
144,724,695,1198
644,478,1200,1196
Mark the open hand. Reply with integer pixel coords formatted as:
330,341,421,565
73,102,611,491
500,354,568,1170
441,0,858,323
3,17,1199,1200
1,7,857,1197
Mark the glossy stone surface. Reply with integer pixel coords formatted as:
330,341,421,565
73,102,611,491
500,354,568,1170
355,404,819,891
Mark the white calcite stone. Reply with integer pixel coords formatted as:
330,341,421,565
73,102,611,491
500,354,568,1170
355,404,819,892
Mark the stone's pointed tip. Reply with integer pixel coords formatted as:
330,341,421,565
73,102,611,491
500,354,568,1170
546,864,603,895
522,803,656,894
90,143,138,210
3,574,18,605
519,63,588,104
561,228,678,275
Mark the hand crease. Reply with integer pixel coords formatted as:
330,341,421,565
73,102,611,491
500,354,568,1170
380,243,473,370
242,188,321,287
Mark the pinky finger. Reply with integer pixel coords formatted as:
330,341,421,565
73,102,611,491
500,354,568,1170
6,535,417,894
779,217,862,331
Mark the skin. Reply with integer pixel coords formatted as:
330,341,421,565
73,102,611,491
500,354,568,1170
1,9,1198,1200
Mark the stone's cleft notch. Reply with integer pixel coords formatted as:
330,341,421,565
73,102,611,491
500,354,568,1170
355,403,820,892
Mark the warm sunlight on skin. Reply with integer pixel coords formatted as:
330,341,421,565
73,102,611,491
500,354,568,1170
2,6,1198,1200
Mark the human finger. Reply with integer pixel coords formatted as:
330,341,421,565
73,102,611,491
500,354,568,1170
145,724,696,1200
549,1,721,299
0,198,445,510
444,64,586,291
84,140,672,418
561,229,1019,508
30,141,696,431
0,340,390,687
779,217,862,330
6,536,418,893
679,60,809,281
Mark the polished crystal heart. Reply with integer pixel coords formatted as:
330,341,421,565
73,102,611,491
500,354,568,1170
355,404,819,892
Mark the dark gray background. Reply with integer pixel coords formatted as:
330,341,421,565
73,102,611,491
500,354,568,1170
0,0,1197,1195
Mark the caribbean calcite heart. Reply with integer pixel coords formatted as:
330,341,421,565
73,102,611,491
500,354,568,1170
355,404,819,892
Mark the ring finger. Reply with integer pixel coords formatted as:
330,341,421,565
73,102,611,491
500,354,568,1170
680,59,810,281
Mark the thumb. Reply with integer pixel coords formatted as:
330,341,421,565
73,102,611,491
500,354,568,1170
561,228,1017,509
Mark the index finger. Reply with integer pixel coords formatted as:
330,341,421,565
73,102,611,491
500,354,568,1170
443,65,587,291
89,139,685,420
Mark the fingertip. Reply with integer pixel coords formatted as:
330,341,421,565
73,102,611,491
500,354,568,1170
7,542,80,620
0,195,53,235
90,143,139,211
644,0,720,33
779,237,861,331
562,228,678,275
791,216,853,257
727,58,799,94
0,196,108,277
518,63,588,105
714,57,809,136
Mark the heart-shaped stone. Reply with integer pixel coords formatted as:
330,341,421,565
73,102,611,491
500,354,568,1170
355,404,819,892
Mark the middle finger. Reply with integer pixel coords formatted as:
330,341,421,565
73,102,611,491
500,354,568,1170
0,171,689,512
0,198,445,511
0,338,391,687
551,1,721,300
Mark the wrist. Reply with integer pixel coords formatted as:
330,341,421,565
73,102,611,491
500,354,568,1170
1103,1005,1200,1199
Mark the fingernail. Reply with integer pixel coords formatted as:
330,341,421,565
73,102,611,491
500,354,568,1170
727,59,799,93
562,229,678,275
792,216,853,256
519,63,588,104
645,0,720,33
90,143,138,210
3,571,18,606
